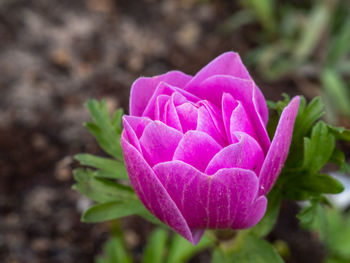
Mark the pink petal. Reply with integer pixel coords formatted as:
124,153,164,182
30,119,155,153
176,102,198,133
173,130,222,172
130,71,192,116
121,133,196,244
205,132,264,175
238,195,267,228
221,93,238,143
139,121,183,167
259,96,300,195
199,76,270,153
184,52,268,124
122,116,152,152
164,94,183,132
142,82,200,119
230,101,257,142
153,161,265,229
155,95,169,122
184,52,251,91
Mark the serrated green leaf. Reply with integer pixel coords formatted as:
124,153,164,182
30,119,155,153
85,100,123,160
82,199,144,223
73,169,134,203
329,148,350,174
251,187,282,237
303,121,335,173
166,234,212,263
75,153,128,180
112,108,124,134
143,228,168,263
228,234,284,263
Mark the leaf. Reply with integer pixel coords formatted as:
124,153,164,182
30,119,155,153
82,199,145,223
73,169,134,203
251,187,282,237
284,173,344,200
95,234,132,263
327,17,350,66
228,234,284,263
297,200,327,241
329,148,350,174
166,234,212,263
321,69,350,117
303,121,335,174
75,153,128,180
325,209,350,259
143,228,168,263
111,108,124,134
328,125,350,141
293,97,324,143
85,100,123,160
294,2,330,61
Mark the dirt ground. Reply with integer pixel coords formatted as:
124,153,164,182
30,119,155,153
0,0,325,262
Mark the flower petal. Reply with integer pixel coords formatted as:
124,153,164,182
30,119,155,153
140,121,183,167
130,71,192,116
176,102,198,133
205,132,264,175
184,52,251,91
198,76,270,153
173,130,222,172
153,161,264,229
121,133,196,243
259,96,300,195
122,116,152,152
142,82,200,119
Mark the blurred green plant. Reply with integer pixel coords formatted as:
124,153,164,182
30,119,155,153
222,0,350,123
74,98,349,262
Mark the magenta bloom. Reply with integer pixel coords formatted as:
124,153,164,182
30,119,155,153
121,52,299,244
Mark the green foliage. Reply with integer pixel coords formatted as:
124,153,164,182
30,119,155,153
84,100,124,160
143,229,168,263
213,233,284,263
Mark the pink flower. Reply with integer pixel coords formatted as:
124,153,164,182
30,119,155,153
121,52,299,244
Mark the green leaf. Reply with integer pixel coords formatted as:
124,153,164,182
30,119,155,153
303,121,335,174
166,234,213,263
85,99,123,160
294,3,330,61
95,234,132,263
73,169,134,203
329,148,350,174
293,97,324,143
327,17,350,66
284,173,344,199
325,209,350,259
297,200,327,241
111,108,124,134
321,69,350,117
251,187,282,237
328,125,350,141
143,228,168,263
82,199,145,223
75,153,128,180
228,234,284,263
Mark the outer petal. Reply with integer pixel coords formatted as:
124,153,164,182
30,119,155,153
184,52,268,124
259,96,300,195
153,161,266,229
205,132,264,175
198,76,270,153
140,121,183,167
184,52,251,91
173,130,222,172
121,132,200,244
130,71,192,116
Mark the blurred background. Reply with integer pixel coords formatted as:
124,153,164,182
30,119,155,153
0,0,349,262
